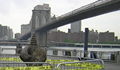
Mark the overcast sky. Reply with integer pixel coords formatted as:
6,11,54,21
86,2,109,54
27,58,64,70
0,0,120,39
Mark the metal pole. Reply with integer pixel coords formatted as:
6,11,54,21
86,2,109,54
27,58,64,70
84,28,89,57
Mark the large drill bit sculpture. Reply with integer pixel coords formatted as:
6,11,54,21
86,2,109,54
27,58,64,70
20,34,46,66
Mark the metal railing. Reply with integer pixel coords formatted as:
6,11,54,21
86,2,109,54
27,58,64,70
0,53,105,70
0,62,53,70
0,54,81,70
1,47,119,60
0,54,53,69
47,55,81,69
46,47,119,60
57,59,104,70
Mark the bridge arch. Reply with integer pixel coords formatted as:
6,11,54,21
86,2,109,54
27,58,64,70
35,16,40,28
32,10,50,30
41,16,46,25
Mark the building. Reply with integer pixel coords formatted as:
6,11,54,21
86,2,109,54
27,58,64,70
89,29,99,42
99,31,114,43
15,33,21,40
21,24,31,35
115,36,118,42
1,26,8,40
48,30,67,42
48,30,99,43
71,20,81,33
2,26,7,38
48,30,116,43
7,27,13,40
67,31,85,42
0,25,2,39
0,24,13,40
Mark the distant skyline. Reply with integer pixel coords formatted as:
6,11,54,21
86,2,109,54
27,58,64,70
0,0,120,38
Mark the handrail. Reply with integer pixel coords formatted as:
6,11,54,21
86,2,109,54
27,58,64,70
57,59,104,70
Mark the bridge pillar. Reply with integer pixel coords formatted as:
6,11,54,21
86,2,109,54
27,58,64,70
30,4,50,47
36,31,48,47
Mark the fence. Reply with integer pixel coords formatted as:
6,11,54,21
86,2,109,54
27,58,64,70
57,59,104,70
46,47,119,60
0,62,53,70
47,55,81,69
2,47,119,60
0,54,53,70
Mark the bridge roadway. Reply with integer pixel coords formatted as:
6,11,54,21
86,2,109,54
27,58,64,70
20,0,120,40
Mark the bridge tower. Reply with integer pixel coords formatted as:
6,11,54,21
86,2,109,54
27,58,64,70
31,4,51,46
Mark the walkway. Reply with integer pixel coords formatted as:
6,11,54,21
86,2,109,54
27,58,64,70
104,61,120,70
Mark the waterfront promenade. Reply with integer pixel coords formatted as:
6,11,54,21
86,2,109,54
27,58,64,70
104,61,120,70
1,46,120,70
0,54,119,70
